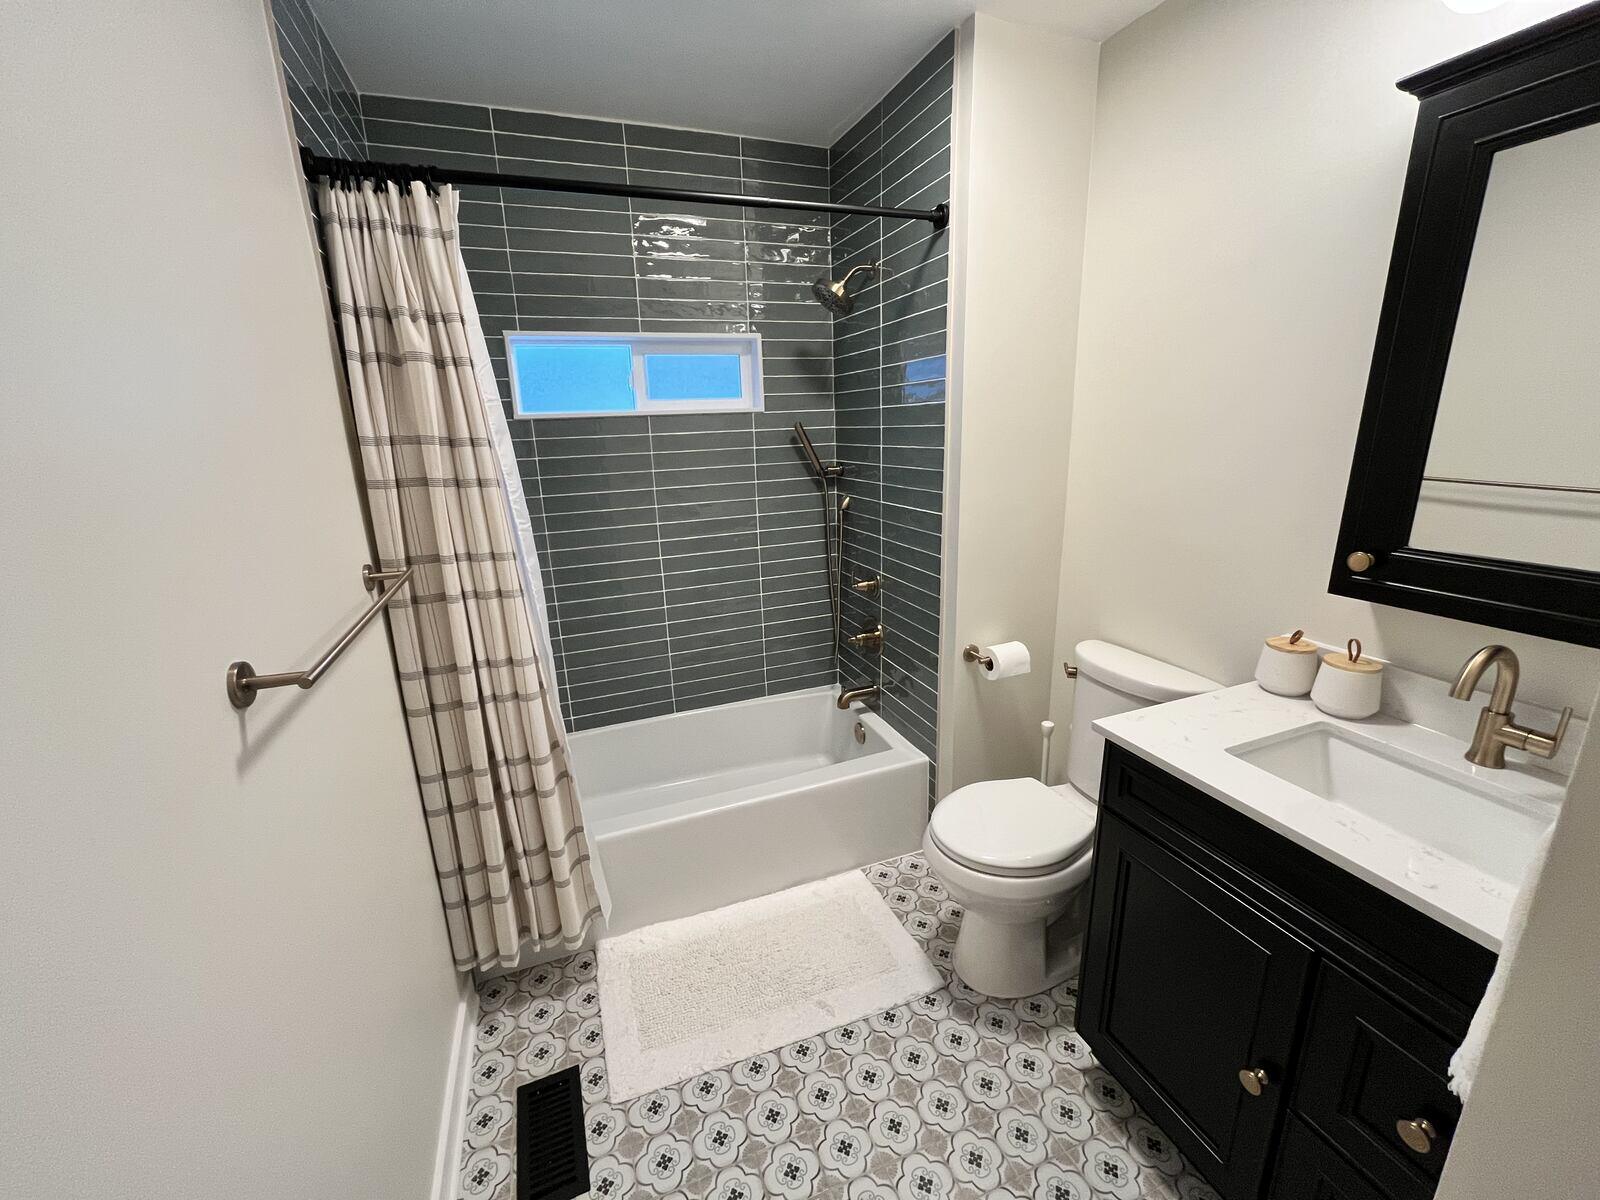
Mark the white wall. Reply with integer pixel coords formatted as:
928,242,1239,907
0,3,465,1197
940,14,1100,792
1437,681,1600,1195
1048,0,1600,764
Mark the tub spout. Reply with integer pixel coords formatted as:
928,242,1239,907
837,684,880,709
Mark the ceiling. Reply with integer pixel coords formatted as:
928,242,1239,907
311,0,1163,146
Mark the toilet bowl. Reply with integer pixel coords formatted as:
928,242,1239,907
922,779,1096,998
924,640,1220,999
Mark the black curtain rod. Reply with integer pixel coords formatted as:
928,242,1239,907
299,148,949,230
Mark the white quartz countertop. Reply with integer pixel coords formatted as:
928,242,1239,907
1095,683,1567,951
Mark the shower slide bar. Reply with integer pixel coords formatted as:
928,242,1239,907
226,564,416,709
299,149,950,229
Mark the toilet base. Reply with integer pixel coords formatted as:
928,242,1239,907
952,892,1087,999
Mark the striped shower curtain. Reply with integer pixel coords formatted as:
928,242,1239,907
317,176,601,970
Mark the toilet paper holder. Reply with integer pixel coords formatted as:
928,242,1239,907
962,643,994,669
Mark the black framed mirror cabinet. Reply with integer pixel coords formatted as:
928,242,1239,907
1331,2,1600,646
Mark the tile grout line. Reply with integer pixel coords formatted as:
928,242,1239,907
740,136,775,700
623,122,679,713
494,104,574,713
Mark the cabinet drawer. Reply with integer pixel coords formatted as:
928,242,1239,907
1292,964,1462,1200
1271,1118,1386,1200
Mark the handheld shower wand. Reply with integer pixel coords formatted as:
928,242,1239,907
793,422,847,645
793,421,834,480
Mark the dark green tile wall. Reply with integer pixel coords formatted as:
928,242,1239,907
360,95,840,730
270,0,363,158
830,35,954,793
268,0,952,757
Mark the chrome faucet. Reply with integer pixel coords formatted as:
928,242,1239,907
837,684,880,710
1449,645,1572,768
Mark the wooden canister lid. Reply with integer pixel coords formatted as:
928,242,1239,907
1321,638,1383,674
1265,630,1319,654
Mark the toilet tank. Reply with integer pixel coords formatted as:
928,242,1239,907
1066,640,1220,802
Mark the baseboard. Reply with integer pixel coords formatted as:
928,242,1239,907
430,977,479,1200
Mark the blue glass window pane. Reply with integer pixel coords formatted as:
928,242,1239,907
511,341,635,414
644,353,743,401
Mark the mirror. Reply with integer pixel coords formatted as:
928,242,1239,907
1332,6,1600,646
1410,122,1600,573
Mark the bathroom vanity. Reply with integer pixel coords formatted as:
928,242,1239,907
1075,683,1564,1200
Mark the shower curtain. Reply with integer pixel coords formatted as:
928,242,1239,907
317,176,602,970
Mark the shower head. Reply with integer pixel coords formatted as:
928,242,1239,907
811,261,881,316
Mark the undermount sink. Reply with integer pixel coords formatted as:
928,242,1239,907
1227,722,1549,888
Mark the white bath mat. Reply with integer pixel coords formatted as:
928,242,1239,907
597,870,942,1101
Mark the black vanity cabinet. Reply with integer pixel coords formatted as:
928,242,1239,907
1077,744,1496,1200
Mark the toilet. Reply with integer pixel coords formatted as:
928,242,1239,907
923,640,1220,998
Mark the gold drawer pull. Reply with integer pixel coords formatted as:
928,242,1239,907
1396,1117,1436,1155
1238,1066,1270,1097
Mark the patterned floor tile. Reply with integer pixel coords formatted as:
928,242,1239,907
457,854,1223,1200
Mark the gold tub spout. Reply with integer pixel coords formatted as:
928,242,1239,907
837,685,880,709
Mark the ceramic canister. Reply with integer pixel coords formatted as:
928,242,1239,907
1255,629,1321,696
1311,638,1384,719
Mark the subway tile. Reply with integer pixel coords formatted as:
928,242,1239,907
741,138,829,168
514,293,639,320
503,188,632,214
506,225,635,255
627,145,744,179
625,124,741,157
883,33,956,123
495,130,627,168
491,109,624,143
362,93,492,131
502,203,633,233
364,143,495,173
364,117,495,157
511,273,639,299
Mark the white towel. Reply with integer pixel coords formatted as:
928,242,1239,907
1449,821,1556,1102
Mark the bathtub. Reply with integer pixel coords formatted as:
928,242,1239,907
572,686,929,936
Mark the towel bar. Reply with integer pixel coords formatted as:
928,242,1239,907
227,564,415,709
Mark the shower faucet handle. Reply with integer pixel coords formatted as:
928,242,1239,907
846,624,884,652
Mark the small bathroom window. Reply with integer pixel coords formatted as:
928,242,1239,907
506,332,763,418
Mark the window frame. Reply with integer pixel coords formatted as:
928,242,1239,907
503,330,764,419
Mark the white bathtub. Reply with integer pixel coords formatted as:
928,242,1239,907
573,686,929,936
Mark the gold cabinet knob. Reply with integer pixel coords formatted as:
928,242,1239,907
1396,1117,1436,1155
1346,550,1376,572
1238,1066,1270,1097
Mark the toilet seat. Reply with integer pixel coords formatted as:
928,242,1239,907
928,777,1097,878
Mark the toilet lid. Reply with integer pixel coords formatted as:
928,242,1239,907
929,777,1097,878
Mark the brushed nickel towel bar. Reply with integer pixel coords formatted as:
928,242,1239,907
227,564,415,709
1422,474,1600,496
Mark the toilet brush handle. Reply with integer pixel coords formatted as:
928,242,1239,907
1039,720,1055,783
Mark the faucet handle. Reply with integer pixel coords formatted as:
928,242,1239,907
1521,705,1574,759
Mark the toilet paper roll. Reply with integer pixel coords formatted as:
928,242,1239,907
979,640,1031,681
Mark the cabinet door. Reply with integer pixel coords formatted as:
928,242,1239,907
1272,1118,1387,1200
1078,812,1314,1200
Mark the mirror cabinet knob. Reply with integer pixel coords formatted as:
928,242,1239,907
1347,550,1376,572
1238,1066,1270,1096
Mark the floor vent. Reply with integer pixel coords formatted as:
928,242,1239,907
516,1066,588,1200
